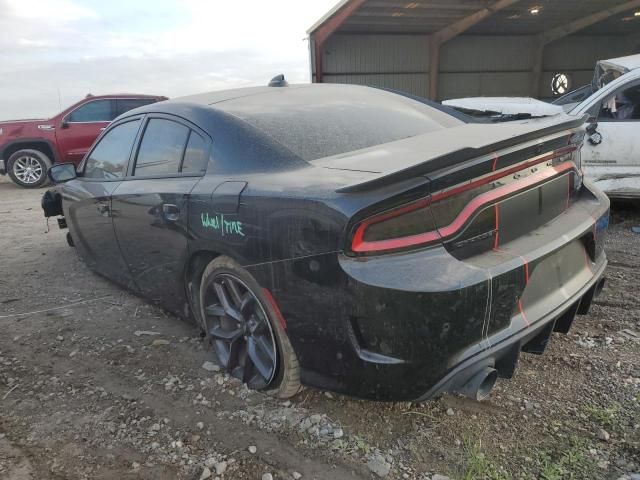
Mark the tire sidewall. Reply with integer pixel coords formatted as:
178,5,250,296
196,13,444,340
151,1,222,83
198,256,299,397
8,149,51,188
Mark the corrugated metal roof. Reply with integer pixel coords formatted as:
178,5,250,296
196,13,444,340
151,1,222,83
466,0,639,35
309,0,640,36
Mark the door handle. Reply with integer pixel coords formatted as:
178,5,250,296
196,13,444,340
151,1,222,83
162,204,180,222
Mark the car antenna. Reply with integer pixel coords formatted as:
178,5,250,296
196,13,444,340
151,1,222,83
268,74,288,87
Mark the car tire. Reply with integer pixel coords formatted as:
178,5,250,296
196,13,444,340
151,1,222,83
7,149,52,188
199,256,301,398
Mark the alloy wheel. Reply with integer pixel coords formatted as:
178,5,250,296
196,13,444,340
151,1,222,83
202,273,278,389
13,155,43,185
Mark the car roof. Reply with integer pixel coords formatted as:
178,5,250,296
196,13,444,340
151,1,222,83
169,83,399,108
172,86,298,105
83,93,167,100
56,94,168,119
125,82,461,135
117,83,465,171
162,83,460,125
168,83,457,111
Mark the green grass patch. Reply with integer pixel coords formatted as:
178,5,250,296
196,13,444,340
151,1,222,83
538,439,598,480
458,438,509,480
351,435,372,455
584,404,619,428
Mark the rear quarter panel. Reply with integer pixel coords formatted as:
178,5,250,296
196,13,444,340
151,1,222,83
187,169,352,270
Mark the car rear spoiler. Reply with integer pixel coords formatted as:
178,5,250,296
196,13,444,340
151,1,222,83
336,114,587,194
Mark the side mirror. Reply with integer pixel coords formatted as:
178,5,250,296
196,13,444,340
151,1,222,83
586,120,602,146
61,119,69,129
48,163,77,183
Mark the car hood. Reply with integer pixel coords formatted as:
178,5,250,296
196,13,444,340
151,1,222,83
597,53,640,74
443,97,565,117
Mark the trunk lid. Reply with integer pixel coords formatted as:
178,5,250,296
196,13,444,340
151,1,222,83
338,115,587,257
313,114,584,193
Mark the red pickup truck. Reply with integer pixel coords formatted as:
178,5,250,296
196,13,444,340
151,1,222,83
0,94,167,187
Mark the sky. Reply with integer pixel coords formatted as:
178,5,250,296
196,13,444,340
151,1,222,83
0,0,338,120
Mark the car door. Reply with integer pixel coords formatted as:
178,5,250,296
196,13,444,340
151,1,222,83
56,99,116,165
575,78,640,193
111,115,210,313
62,118,142,289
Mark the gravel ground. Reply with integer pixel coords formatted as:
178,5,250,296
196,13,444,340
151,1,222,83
0,175,638,480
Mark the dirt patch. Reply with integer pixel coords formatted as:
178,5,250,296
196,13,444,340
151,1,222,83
0,176,638,480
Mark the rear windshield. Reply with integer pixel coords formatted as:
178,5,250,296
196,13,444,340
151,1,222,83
218,85,463,162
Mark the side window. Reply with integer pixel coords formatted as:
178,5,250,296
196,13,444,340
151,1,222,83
68,100,115,122
599,84,640,122
181,131,209,174
116,98,157,116
84,120,140,179
134,119,189,176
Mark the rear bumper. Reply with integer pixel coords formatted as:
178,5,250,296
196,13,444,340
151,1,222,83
330,250,608,402
416,259,606,401
262,181,610,401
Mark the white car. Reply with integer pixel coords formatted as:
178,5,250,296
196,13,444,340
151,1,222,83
445,54,640,199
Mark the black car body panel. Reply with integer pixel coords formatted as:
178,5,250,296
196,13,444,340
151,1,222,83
50,84,609,401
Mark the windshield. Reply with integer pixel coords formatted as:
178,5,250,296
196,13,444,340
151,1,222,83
593,64,627,91
558,63,630,112
552,84,594,106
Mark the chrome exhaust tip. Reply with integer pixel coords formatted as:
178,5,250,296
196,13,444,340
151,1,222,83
453,367,498,401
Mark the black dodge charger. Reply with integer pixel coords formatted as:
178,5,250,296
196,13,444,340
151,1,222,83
45,82,609,402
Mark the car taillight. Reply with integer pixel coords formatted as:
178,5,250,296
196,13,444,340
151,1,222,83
351,197,441,253
350,144,581,255
567,131,585,190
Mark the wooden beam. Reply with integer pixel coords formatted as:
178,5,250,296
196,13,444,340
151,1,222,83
336,18,456,26
427,0,520,100
353,11,475,20
311,0,366,46
310,0,367,83
530,0,640,96
539,0,640,45
313,39,323,83
429,38,440,100
530,42,545,98
365,1,490,10
432,0,521,44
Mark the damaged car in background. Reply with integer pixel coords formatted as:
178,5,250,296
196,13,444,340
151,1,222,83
445,54,640,199
43,81,609,402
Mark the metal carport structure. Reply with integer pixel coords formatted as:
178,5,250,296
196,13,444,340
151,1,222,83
308,0,640,100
